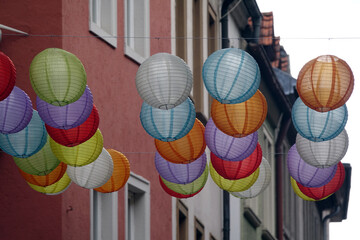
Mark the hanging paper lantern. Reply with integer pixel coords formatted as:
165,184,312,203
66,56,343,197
159,176,203,198
27,172,72,195
29,48,87,106
287,144,337,188
95,149,130,193
155,118,205,164
296,162,345,200
135,53,193,110
155,152,207,184
50,129,103,166
210,143,262,180
291,97,347,142
296,130,348,168
0,110,47,158
0,51,16,100
231,157,271,199
290,177,316,201
202,48,260,104
66,148,114,189
297,55,354,112
36,85,93,129
46,104,99,147
0,86,33,134
140,98,196,141
160,164,208,195
210,162,259,192
205,118,258,161
19,162,67,187
211,90,267,137
13,138,60,176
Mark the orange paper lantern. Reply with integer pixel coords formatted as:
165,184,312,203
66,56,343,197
297,55,354,112
154,118,206,164
211,90,267,137
94,149,130,193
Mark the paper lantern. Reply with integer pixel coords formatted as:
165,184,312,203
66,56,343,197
297,162,345,200
202,48,260,104
231,157,271,199
140,98,196,141
19,162,67,187
296,130,348,168
287,144,337,188
46,104,99,147
0,51,16,100
159,176,203,198
291,97,347,142
161,164,209,195
67,148,114,189
210,143,262,180
29,48,87,106
290,177,316,201
50,129,103,166
211,90,267,137
27,172,72,195
135,52,193,110
0,86,33,134
13,138,60,176
155,118,205,164
210,162,259,192
297,55,354,112
155,152,207,184
37,85,93,129
95,149,130,193
0,110,47,158
205,118,258,161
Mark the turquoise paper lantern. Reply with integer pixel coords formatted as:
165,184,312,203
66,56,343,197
202,48,260,104
140,97,196,141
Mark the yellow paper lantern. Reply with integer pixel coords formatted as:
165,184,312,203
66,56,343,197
27,172,72,195
290,177,316,201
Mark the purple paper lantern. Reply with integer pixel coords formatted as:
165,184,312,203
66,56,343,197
36,86,93,129
287,144,337,188
205,118,258,161
0,86,33,134
155,152,207,184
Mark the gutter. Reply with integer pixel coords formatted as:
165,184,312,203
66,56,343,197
322,206,341,240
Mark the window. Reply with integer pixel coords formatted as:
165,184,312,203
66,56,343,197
90,191,118,240
207,4,217,114
177,200,188,240
175,0,187,61
125,172,150,240
124,0,150,63
89,0,117,47
209,234,217,240
195,218,204,240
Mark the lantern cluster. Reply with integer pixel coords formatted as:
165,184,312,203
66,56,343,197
202,48,270,198
0,49,130,195
289,55,353,201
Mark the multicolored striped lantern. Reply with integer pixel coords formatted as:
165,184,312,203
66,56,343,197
159,176,203,198
27,172,72,195
0,86,33,134
155,118,205,164
211,90,267,137
205,118,258,161
29,48,87,106
0,51,16,100
202,48,260,104
297,55,354,112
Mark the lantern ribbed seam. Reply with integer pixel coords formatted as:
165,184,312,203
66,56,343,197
242,101,249,135
168,110,174,139
44,55,58,103
223,104,238,135
167,143,187,162
305,107,314,140
232,63,260,103
14,93,31,133
326,56,337,107
64,56,72,105
318,112,331,140
1,96,10,132
223,51,245,101
148,107,162,140
213,49,230,100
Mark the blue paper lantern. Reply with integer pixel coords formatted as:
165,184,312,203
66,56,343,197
292,97,347,142
140,97,196,141
202,48,260,104
0,110,47,158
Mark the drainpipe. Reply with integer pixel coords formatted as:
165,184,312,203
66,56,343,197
322,206,340,240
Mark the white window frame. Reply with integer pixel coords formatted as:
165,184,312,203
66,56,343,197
89,0,118,48
124,0,150,63
125,172,150,240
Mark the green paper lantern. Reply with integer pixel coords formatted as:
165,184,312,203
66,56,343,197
27,172,72,195
29,48,87,106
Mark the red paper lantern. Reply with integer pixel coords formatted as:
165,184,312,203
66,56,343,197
159,176,203,198
45,105,99,147
297,162,345,200
210,143,262,180
0,51,16,100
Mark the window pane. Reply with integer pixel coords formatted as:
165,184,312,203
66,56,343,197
92,0,98,24
133,0,145,56
101,0,113,34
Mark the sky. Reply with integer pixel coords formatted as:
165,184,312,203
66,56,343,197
255,0,360,239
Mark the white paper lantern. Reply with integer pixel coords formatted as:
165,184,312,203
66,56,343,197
231,157,271,198
135,53,193,110
67,148,114,189
296,130,348,168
